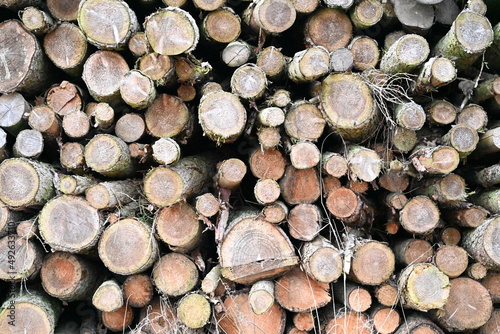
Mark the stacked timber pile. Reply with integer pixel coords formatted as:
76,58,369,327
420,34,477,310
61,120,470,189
1,0,500,333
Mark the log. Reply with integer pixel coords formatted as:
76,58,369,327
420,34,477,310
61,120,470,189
84,134,134,178
154,201,202,253
177,293,211,329
441,204,487,228
350,240,395,286
269,89,291,107
249,148,286,181
349,36,380,71
261,201,288,223
288,46,330,83
195,193,220,218
431,277,493,332
393,238,434,266
280,166,321,205
374,282,399,307
440,226,461,245
394,314,444,334
87,102,114,130
62,110,90,139
284,102,326,142
120,70,156,109
152,252,199,297
177,84,196,102
122,274,154,308
434,245,468,278
472,163,500,188
321,152,348,177
151,138,181,165
115,113,146,143
249,280,275,315
0,234,43,281
39,195,102,253
216,158,247,190
321,73,379,142
136,53,175,87
466,262,487,280
410,145,460,175
221,40,253,68
415,173,467,205
0,92,29,135
46,81,83,116
462,216,500,269
323,310,371,334
394,102,426,131
202,8,241,43
46,0,80,21
0,20,51,94
293,312,314,332
249,0,296,34
478,308,500,334
380,34,430,74
275,266,331,312
28,105,61,139
392,0,434,33
400,196,440,235
457,104,488,132
257,107,285,128
347,145,382,182
333,281,372,312
101,304,133,332
231,63,267,100
287,204,322,241
471,189,500,214
481,272,500,303
201,264,221,294
256,46,287,80
371,306,401,334
426,100,457,125
60,142,86,173
258,127,281,149
198,90,246,144
0,201,27,237
13,129,43,159
254,178,280,204
128,32,151,58
289,141,321,169
40,251,101,302
392,127,418,153
219,210,298,284
144,154,214,207
304,8,352,52
414,57,457,94
442,124,479,158
20,7,54,35
350,0,383,30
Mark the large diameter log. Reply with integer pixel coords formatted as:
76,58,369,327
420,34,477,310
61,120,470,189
398,263,450,311
198,91,246,144
462,216,500,270
145,8,199,56
216,291,286,334
78,0,139,50
0,289,61,333
393,0,434,33
152,252,198,297
0,20,51,94
304,8,352,52
144,154,214,207
98,218,158,275
434,10,493,71
431,277,493,332
350,240,395,286
380,34,430,74
219,211,298,284
0,158,55,210
39,195,102,253
40,252,101,302
84,134,134,178
0,234,43,281
320,73,379,142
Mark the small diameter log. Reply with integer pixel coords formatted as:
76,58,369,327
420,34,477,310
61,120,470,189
473,126,500,157
257,107,285,128
434,245,468,278
400,196,440,235
371,306,400,334
256,46,286,81
394,314,444,334
47,0,82,21
482,272,500,303
40,252,101,302
43,23,88,76
392,127,417,153
467,262,487,280
177,84,196,102
85,134,134,178
202,8,241,43
144,154,214,207
287,204,322,241
321,73,379,142
304,8,352,52
136,53,175,87
330,48,354,72
434,10,493,71
249,149,286,181
347,145,381,182
16,219,39,240
123,274,154,308
231,64,267,100
0,129,7,162
28,105,61,139
216,291,286,334
380,34,430,74
62,110,90,139
378,163,409,192
288,46,330,83
392,0,434,33
472,189,500,214
293,312,314,332
441,204,487,228
177,293,211,329
0,202,27,237
155,201,202,253
146,93,191,138
82,50,130,104
39,195,102,253
86,102,114,130
473,76,500,103
0,290,61,334
375,282,399,307
462,216,500,269
0,92,29,135
398,263,450,311
120,70,156,109
254,179,281,205
442,124,479,158
414,57,457,94
440,226,461,245
350,241,395,286
394,102,426,131
0,234,42,281
201,264,221,294
431,277,493,332
394,238,434,266
152,137,181,165
0,20,51,94
323,311,371,334
285,102,326,142
290,141,321,170
60,142,86,173
102,304,134,332
415,173,467,205
280,166,321,205
258,127,281,149
20,7,54,35
457,104,488,132
86,180,138,210
426,100,457,125
384,30,406,50
115,113,146,143
249,280,275,315
13,129,44,159
219,212,298,284
247,0,296,34
321,152,348,177
92,279,123,312
0,158,55,210
46,81,83,116
145,8,199,56
269,89,291,107
385,192,408,210
128,32,151,58
222,40,253,67
275,266,330,312
333,281,372,312
410,145,460,175
195,193,220,218
262,201,288,223
216,158,247,190
350,0,383,29
348,36,379,71
198,91,246,144
152,252,198,297
78,0,138,50
472,163,500,188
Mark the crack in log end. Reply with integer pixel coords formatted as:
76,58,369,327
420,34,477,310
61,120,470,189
221,257,298,285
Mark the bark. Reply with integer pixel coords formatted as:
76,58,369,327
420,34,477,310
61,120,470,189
471,189,500,214
201,264,221,294
285,102,326,142
462,216,500,269
304,8,352,52
152,252,199,297
177,293,211,329
202,8,241,43
84,134,134,178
